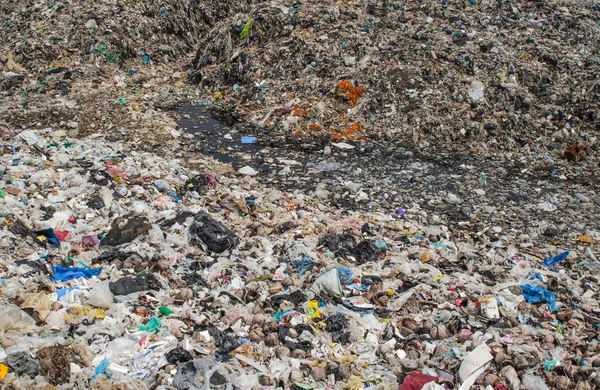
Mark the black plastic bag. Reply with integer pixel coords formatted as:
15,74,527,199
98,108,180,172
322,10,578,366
166,348,193,364
101,216,151,247
109,273,160,296
189,212,239,253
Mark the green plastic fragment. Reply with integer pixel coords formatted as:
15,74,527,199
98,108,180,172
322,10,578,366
159,306,172,316
139,316,160,332
292,383,313,390
542,360,560,371
240,19,253,39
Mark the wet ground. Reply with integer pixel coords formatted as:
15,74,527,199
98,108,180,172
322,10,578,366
174,105,261,170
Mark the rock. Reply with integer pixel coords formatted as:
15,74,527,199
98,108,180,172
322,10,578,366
345,182,362,193
85,19,97,29
1,339,16,349
494,349,506,364
290,349,306,359
575,381,593,390
259,376,272,386
265,333,278,347
484,374,498,386
575,193,591,203
274,346,290,358
311,366,326,381
554,376,570,390
445,193,461,204
515,355,529,370
179,288,193,300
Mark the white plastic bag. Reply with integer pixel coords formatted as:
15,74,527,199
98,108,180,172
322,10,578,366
87,281,114,309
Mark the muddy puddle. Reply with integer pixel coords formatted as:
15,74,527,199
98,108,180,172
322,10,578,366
173,105,262,170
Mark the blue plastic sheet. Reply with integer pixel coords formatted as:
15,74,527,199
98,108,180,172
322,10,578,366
51,266,102,282
542,251,569,267
33,228,61,246
291,255,313,276
521,284,558,312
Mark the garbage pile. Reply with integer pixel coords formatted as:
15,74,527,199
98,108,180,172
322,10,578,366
2,128,600,389
192,0,600,151
0,0,258,144
2,0,599,156
1,0,256,67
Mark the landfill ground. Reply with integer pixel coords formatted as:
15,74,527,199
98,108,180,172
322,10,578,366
1,0,600,389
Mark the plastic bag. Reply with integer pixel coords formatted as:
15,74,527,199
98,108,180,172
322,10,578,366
521,374,550,390
138,317,161,333
291,255,313,276
0,305,35,338
400,372,438,390
20,291,51,320
87,281,115,309
165,348,192,364
173,358,216,390
236,374,259,390
51,266,102,282
541,251,569,267
521,284,558,312
6,351,40,379
308,268,344,299
189,211,239,253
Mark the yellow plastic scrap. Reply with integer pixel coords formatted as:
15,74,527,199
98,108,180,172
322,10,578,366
339,355,356,365
64,306,105,322
578,235,593,243
305,300,321,320
214,91,223,99
343,375,366,390
0,363,7,379
307,323,334,348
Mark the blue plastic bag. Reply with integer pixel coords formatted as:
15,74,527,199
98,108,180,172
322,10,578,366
56,286,80,300
51,266,102,282
33,228,61,246
336,266,354,285
291,255,313,276
521,284,558,312
542,251,569,267
91,357,110,382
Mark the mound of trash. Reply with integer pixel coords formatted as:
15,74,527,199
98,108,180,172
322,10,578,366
0,0,262,143
192,0,600,151
0,0,257,70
